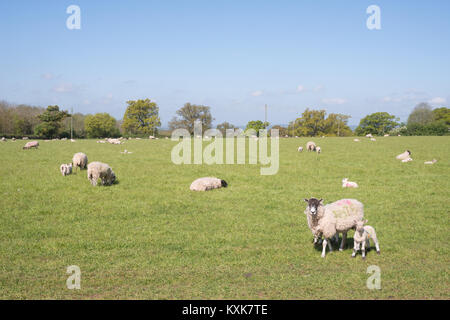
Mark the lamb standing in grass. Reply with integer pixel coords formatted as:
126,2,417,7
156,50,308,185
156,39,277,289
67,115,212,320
60,163,72,176
352,219,380,259
23,141,39,149
306,141,316,151
190,177,227,191
87,161,116,186
298,146,303,152
72,152,88,171
316,146,321,154
305,198,364,257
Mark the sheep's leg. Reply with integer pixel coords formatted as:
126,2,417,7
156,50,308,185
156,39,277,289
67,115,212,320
352,242,359,258
361,241,366,259
339,232,347,251
328,239,333,252
374,240,380,254
321,239,328,258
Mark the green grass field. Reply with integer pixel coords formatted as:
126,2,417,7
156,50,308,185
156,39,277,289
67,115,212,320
0,136,449,299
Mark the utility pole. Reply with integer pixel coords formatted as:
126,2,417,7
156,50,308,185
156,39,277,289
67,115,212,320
264,104,267,125
70,107,73,140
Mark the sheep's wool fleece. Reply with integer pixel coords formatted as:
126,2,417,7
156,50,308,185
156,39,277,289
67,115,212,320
190,177,224,191
317,199,364,238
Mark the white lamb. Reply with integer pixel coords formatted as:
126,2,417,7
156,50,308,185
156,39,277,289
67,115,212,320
352,219,380,259
87,161,116,186
342,178,358,188
401,157,413,163
365,134,373,138
190,177,228,191
424,159,437,165
370,138,376,141
396,150,411,160
60,163,72,176
353,139,360,142
72,152,88,171
316,146,321,154
298,146,303,152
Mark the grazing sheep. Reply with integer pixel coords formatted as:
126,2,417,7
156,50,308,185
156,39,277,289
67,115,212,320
87,161,116,186
149,135,155,139
23,141,39,149
342,178,358,188
305,198,364,257
424,159,437,165
352,219,380,259
298,146,303,152
60,163,73,176
401,157,413,163
306,141,316,151
316,146,321,154
72,152,88,170
107,138,122,145
396,150,411,160
71,139,76,142
190,177,228,192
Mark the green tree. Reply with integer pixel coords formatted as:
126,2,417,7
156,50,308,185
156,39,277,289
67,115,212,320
355,112,399,136
432,107,450,126
325,113,352,136
407,103,434,126
288,109,327,137
271,125,288,137
122,99,161,136
216,122,235,135
34,105,69,138
245,120,269,136
169,103,214,135
85,113,120,138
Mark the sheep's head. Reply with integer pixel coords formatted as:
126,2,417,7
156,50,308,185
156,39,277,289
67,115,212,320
406,150,411,155
356,219,368,233
221,179,228,188
304,198,323,216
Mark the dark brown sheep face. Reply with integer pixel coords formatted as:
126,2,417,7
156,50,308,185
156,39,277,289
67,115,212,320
304,198,323,216
221,180,228,188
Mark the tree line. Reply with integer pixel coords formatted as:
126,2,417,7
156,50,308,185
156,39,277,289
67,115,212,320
0,99,448,138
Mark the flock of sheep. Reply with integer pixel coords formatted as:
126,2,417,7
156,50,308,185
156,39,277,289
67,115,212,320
10,133,440,259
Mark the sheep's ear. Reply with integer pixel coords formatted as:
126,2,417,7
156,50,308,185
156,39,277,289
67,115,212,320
304,198,309,203
319,199,323,204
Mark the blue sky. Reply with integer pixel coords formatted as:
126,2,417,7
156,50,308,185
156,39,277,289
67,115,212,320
0,0,449,127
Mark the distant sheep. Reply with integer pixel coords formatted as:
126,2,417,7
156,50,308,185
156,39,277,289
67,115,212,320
22,137,29,140
365,134,373,138
353,139,360,142
60,163,72,176
316,146,321,154
424,159,437,165
342,178,358,188
1,137,6,142
190,177,228,192
107,138,122,145
396,150,411,160
87,161,116,186
72,152,88,170
306,141,316,151
12,137,16,141
384,134,389,137
298,146,303,152
352,219,380,259
120,149,133,154
370,138,376,141
401,157,413,163
23,141,39,149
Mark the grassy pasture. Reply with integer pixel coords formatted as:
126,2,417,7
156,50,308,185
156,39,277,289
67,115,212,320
0,136,449,299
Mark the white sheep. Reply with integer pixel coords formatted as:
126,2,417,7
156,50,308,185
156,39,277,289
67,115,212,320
384,134,389,137
303,198,338,247
1,137,6,142
365,134,373,138
306,141,316,151
87,161,116,186
424,159,437,165
23,141,39,149
396,150,411,160
342,178,358,188
370,138,376,141
22,137,29,140
401,157,413,163
60,163,73,176
352,219,380,259
12,137,16,141
298,146,303,152
107,138,122,145
316,146,321,154
305,198,364,257
72,152,88,170
71,139,76,142
120,149,133,154
353,138,360,142
190,177,228,191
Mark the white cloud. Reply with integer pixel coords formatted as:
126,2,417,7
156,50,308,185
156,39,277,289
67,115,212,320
296,85,305,92
322,98,347,105
429,97,446,105
52,83,74,93
251,90,263,97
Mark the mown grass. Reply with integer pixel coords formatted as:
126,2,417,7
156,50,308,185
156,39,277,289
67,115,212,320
0,136,449,299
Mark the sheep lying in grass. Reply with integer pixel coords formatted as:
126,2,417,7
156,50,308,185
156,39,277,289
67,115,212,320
120,149,133,154
107,138,122,145
190,177,228,191
365,134,373,138
370,138,376,141
60,163,72,176
305,198,364,257
352,219,380,259
1,137,6,142
402,157,413,163
87,161,116,186
353,138,360,142
424,159,437,165
23,141,39,149
396,150,411,160
306,141,316,151
72,152,88,171
342,178,358,188
298,146,303,152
